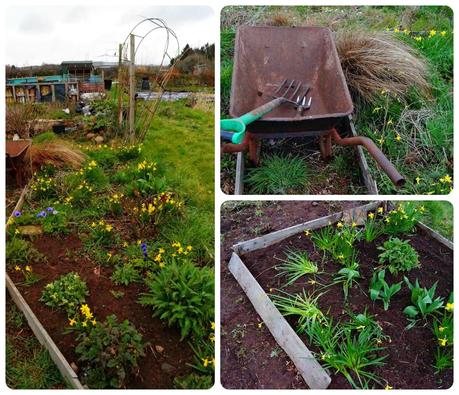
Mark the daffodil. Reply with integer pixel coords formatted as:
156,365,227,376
445,302,454,312
337,222,343,228
439,337,448,347
304,230,311,236
14,265,21,271
415,176,421,184
69,318,77,326
395,134,401,142
377,207,384,214
211,322,215,330
25,265,32,272
385,384,393,390
368,212,375,219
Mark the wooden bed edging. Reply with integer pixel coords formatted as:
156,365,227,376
232,201,381,255
6,274,84,389
228,253,331,389
417,221,453,250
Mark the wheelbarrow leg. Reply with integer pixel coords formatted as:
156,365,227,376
247,132,260,165
319,133,333,159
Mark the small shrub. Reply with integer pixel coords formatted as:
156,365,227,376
75,314,146,388
403,277,444,322
40,272,88,314
378,237,420,275
369,270,402,311
245,154,307,194
110,264,141,286
139,261,214,340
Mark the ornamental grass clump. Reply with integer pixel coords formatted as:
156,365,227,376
75,314,146,388
378,237,420,275
40,272,88,315
139,260,214,340
275,249,319,286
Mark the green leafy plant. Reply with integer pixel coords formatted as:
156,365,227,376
369,270,402,311
332,222,362,264
363,213,384,242
311,226,336,254
40,272,88,315
75,314,146,388
139,260,214,340
403,277,444,322
173,373,213,389
306,317,386,388
378,237,420,274
275,249,318,286
333,263,360,301
6,237,44,266
383,203,421,236
271,290,323,332
345,309,386,343
110,264,141,286
245,154,307,194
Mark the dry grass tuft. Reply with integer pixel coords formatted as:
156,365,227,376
26,142,86,170
267,12,291,26
335,30,431,104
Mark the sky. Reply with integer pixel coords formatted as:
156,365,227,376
5,5,215,66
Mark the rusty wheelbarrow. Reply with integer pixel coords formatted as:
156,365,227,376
221,26,405,188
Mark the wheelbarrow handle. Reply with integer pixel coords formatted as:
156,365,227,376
221,97,285,144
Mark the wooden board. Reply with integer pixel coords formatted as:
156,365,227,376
235,152,244,195
417,221,453,250
6,274,84,389
228,253,331,389
233,201,381,255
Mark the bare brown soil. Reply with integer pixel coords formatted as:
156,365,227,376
7,233,194,389
220,201,453,389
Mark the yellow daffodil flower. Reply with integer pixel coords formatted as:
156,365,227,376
445,302,454,312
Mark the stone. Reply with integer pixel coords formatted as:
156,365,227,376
155,345,164,353
94,135,104,144
86,132,96,139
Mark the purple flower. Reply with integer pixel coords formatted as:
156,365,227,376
14,211,21,217
36,211,47,218
46,207,54,212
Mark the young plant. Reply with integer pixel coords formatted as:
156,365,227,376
275,249,318,286
345,309,387,343
75,314,146,388
369,270,402,311
88,219,117,247
431,292,453,373
403,277,444,321
6,237,44,266
139,260,214,340
311,226,336,254
378,237,419,275
271,290,323,332
110,263,141,286
332,222,361,265
333,262,360,301
383,203,421,236
363,212,384,242
40,272,88,315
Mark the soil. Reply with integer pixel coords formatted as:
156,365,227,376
220,201,453,389
7,233,194,389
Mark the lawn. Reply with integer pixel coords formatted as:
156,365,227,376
6,97,214,389
220,6,453,195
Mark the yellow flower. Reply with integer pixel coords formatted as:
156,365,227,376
414,36,423,42
202,358,209,367
337,254,344,260
440,31,446,36
395,134,401,142
415,176,421,184
25,265,32,272
105,224,113,232
445,303,454,312
159,262,165,269
308,280,317,285
394,28,400,33
14,265,21,271
82,321,88,327
269,288,273,292
69,318,77,326
92,319,97,326
211,322,215,330
439,326,445,332
377,207,384,214
378,138,384,145
385,384,393,390
159,248,165,254
419,206,425,213
429,29,437,37
186,245,193,252
439,338,448,347
91,222,97,228
387,119,393,125
351,222,357,228
137,240,142,245
304,230,311,236
440,174,452,184
122,241,128,247
337,222,343,228
368,212,375,219
403,28,410,35
14,229,20,235
257,322,263,328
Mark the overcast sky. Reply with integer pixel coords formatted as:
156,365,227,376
5,5,215,66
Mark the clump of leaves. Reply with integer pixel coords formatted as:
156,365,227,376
275,249,318,286
403,277,444,323
6,237,44,266
75,314,146,388
383,203,421,236
345,309,387,344
40,272,88,315
378,237,420,275
173,373,213,389
311,226,336,255
139,260,214,340
271,290,324,333
245,154,307,194
110,264,141,286
333,262,360,301
369,270,402,311
363,213,384,242
432,292,453,374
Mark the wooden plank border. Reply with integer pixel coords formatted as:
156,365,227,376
233,201,381,255
228,253,331,389
6,274,84,389
234,152,244,195
417,221,453,250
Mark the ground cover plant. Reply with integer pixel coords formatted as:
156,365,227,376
229,202,453,389
220,6,453,194
6,95,214,388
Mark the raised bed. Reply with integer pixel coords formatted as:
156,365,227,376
228,201,453,389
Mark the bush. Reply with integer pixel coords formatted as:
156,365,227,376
6,237,44,266
40,272,88,315
75,314,146,388
110,264,141,286
139,260,214,340
378,237,420,274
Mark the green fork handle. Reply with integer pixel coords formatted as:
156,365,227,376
221,97,285,144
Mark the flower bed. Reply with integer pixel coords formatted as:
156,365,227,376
229,203,453,389
6,141,214,389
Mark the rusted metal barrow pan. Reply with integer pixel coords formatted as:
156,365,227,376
230,26,353,133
